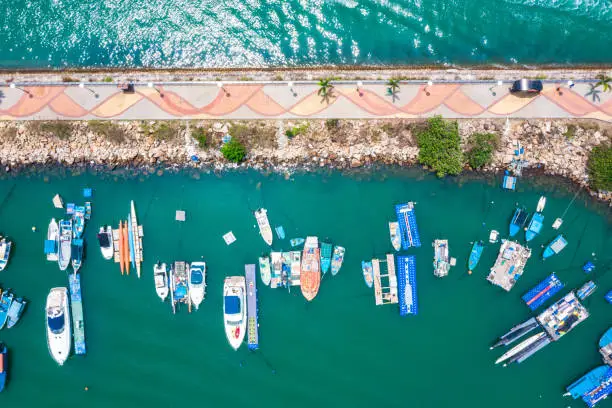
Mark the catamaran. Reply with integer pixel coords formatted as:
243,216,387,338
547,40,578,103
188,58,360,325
468,241,484,272
97,226,114,260
389,222,401,251
300,236,321,301
154,262,169,301
58,219,72,272
330,246,345,276
543,234,568,259
0,291,13,329
0,238,11,272
223,276,246,350
188,262,206,310
46,218,59,261
433,239,450,277
320,241,332,275
6,297,26,329
46,287,71,365
258,256,271,286
361,261,374,288
72,206,85,239
255,208,273,246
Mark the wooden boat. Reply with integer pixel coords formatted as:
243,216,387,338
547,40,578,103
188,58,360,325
300,237,320,301
389,222,401,251
254,208,273,246
330,246,345,276
361,261,373,288
320,241,332,275
154,262,169,301
258,256,271,286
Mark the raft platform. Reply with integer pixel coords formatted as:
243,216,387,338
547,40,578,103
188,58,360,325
397,255,418,316
522,273,564,311
373,254,398,306
487,240,532,292
395,202,421,249
245,264,259,351
69,273,86,355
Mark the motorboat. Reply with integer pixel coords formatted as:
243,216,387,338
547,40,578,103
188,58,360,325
154,262,169,301
188,262,206,310
223,276,246,350
46,287,71,365
254,208,273,246
97,226,114,260
46,218,59,261
6,297,26,329
57,219,72,271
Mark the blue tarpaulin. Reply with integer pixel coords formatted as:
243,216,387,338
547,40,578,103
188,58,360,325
83,188,92,198
224,296,240,314
44,240,57,254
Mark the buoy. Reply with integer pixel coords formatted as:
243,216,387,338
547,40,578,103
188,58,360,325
31,226,36,232
468,270,472,275
84,386,89,391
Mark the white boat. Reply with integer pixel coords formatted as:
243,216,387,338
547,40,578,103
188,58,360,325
389,222,401,251
57,220,72,271
0,238,11,272
223,276,246,350
254,208,273,246
258,256,271,286
495,332,546,365
97,226,114,260
188,262,206,310
130,201,143,278
46,287,71,366
46,219,59,261
154,262,169,301
536,196,546,212
489,230,499,244
552,218,563,230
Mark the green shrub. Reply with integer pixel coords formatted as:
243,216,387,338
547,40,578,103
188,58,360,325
415,116,463,177
192,127,208,148
465,132,500,169
221,138,247,163
285,123,309,139
28,121,74,140
564,124,577,140
152,122,180,141
102,76,113,83
88,121,127,144
587,144,612,191
325,119,339,130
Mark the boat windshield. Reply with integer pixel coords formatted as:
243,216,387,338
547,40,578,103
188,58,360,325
190,270,203,285
47,312,65,334
97,233,110,247
224,295,241,315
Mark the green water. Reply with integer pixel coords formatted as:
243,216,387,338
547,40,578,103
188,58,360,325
0,168,610,407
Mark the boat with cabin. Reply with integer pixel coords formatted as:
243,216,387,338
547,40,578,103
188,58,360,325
330,246,345,276
223,276,246,350
0,342,6,392
525,212,544,242
69,273,86,355
489,230,499,244
170,261,189,312
154,263,169,301
254,208,273,246
577,281,597,300
270,252,284,289
46,218,59,261
320,241,332,275
188,262,206,310
509,207,529,237
71,239,84,273
543,234,568,259
46,287,71,365
0,291,14,329
258,256,271,286
362,261,374,288
6,297,26,329
468,241,484,272
58,219,72,271
72,206,85,238
433,239,450,277
389,222,401,251
300,236,321,301
565,365,612,407
0,238,11,272
97,226,113,260
290,238,305,247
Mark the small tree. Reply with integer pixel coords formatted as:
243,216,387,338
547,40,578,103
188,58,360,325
465,132,500,169
587,143,612,191
416,116,463,177
317,78,334,104
221,138,247,163
595,74,611,93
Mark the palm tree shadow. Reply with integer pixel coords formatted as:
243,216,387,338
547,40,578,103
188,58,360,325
585,84,601,103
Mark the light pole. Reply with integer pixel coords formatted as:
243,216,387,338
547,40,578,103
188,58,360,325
147,82,164,98
490,80,503,96
288,81,297,97
425,80,433,96
217,82,230,97
356,81,363,96
9,83,33,98
79,83,99,98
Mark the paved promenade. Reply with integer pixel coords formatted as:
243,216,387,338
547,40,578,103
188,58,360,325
0,81,611,122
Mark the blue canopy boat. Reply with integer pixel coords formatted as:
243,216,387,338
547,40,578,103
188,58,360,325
606,290,612,304
0,291,14,330
543,234,568,259
525,212,544,242
509,208,529,237
468,241,484,272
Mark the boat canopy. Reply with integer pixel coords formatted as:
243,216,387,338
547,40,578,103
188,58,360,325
190,270,203,284
47,313,65,334
225,295,240,314
97,233,110,247
44,240,57,254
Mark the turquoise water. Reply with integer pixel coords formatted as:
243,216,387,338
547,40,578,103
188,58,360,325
1,0,612,68
0,168,611,407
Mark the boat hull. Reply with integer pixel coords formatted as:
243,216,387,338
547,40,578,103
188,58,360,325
468,241,484,271
188,262,206,310
258,257,271,286
223,277,246,350
46,288,71,366
300,237,321,301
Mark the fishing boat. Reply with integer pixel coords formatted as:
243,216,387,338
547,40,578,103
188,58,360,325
330,246,345,276
130,200,143,278
122,220,130,275
543,234,568,259
258,256,271,286
433,239,450,278
46,218,59,261
577,281,597,300
468,241,484,272
188,262,206,310
290,238,305,247
0,291,13,329
565,365,612,407
171,261,189,311
57,219,72,272
320,241,332,275
495,331,547,365
525,212,544,242
490,317,539,349
300,236,321,301
509,207,529,237
536,196,546,212
223,276,246,350
361,261,374,288
389,221,401,251
69,273,86,355
0,342,6,392
45,287,71,365
489,230,499,244
71,239,84,273
154,263,169,301
270,252,284,289
6,297,26,329
72,206,85,239
0,238,11,272
97,226,113,260
254,208,273,246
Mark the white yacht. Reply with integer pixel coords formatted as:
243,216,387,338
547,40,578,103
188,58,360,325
46,287,71,366
154,262,169,301
188,262,206,310
254,208,273,246
46,218,59,261
57,220,72,271
223,276,246,350
97,226,114,260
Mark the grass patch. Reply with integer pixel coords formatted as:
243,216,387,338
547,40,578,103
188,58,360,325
102,76,113,83
228,122,276,149
564,124,577,140
465,132,500,169
141,121,182,141
415,116,463,177
192,127,209,148
88,121,127,144
28,121,74,140
587,143,612,191
221,138,247,163
285,123,309,139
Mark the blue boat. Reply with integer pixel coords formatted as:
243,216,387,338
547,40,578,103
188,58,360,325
468,241,484,272
289,238,304,247
69,273,86,355
525,212,544,242
72,206,85,238
395,202,421,249
397,255,418,316
577,281,597,300
320,241,332,275
566,365,612,408
71,238,84,273
509,207,529,237
522,273,564,311
606,290,612,304
275,226,285,240
0,342,6,392
543,234,568,259
0,291,14,330
583,262,596,274
502,174,516,190
6,297,26,329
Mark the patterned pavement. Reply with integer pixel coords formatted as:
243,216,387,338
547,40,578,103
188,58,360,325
0,82,611,121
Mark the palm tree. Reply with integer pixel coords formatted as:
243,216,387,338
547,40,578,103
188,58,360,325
317,79,334,104
595,74,611,92
585,84,601,103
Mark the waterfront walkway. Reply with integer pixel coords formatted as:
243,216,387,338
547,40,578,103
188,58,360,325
0,81,611,122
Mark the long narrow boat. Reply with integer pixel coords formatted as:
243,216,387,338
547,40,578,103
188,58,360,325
330,246,345,276
258,256,271,286
71,239,84,273
57,220,72,271
154,263,169,301
509,207,529,237
188,262,206,310
0,342,6,392
223,276,247,350
72,206,85,239
543,234,568,259
361,261,374,288
122,221,130,275
525,212,544,242
168,266,176,314
69,272,86,355
503,334,551,366
118,221,125,275
389,221,401,251
46,218,59,261
6,297,26,329
495,331,547,365
490,317,539,349
320,241,332,275
300,237,321,301
0,291,14,329
46,287,71,365
254,208,273,246
245,264,259,351
468,240,484,272
130,201,143,278
128,214,136,272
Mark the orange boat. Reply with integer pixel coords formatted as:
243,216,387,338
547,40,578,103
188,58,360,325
118,221,125,275
300,236,321,301
122,221,130,275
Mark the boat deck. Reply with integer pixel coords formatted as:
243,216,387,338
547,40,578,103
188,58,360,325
522,273,564,311
486,240,532,291
373,254,398,306
537,292,589,341
245,264,259,351
395,202,421,249
69,273,86,355
397,255,418,316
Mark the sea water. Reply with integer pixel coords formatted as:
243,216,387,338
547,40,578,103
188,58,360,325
0,168,610,408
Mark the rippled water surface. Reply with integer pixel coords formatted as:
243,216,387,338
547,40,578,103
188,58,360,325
1,0,611,68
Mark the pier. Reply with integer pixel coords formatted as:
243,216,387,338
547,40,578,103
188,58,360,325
373,254,398,306
245,264,259,351
397,255,418,316
486,240,531,291
69,272,86,355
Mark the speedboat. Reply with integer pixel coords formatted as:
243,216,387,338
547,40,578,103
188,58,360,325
389,222,401,251
320,241,332,275
0,342,6,392
577,281,596,300
97,226,114,260
254,208,273,246
509,208,529,237
57,219,72,271
543,234,568,259
71,239,84,273
223,276,246,350
258,256,271,286
46,287,71,365
46,218,59,261
6,297,26,329
330,246,345,276
188,262,206,310
525,212,544,242
361,261,373,288
72,206,85,239
0,238,11,271
0,290,14,329
468,241,484,272
489,230,499,244
153,262,169,301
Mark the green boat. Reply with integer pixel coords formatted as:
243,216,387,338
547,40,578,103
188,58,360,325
320,241,332,275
